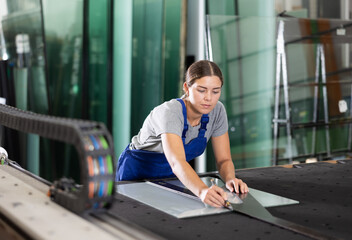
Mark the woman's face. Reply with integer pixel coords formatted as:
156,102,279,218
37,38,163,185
184,76,222,115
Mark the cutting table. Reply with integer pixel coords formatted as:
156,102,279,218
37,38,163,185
109,159,352,240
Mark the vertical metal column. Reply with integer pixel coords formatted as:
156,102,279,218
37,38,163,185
205,16,213,62
319,45,331,156
192,0,206,173
311,44,331,157
311,45,320,154
273,20,292,165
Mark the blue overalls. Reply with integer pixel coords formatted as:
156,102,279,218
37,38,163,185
116,98,209,181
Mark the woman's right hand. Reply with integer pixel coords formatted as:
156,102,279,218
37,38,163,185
199,185,228,208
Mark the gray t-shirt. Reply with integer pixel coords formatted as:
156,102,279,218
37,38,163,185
130,98,228,153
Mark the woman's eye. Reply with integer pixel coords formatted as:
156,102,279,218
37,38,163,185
213,91,220,94
197,89,205,93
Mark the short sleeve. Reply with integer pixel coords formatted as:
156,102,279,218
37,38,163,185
149,100,184,137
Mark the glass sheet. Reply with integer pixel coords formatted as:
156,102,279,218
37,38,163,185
286,82,352,124
206,15,352,167
207,0,236,15
41,0,84,181
117,177,298,219
206,15,276,169
118,182,229,218
163,177,298,208
131,0,164,135
276,124,352,160
88,0,111,126
0,0,48,113
42,0,83,119
130,0,185,136
282,18,352,44
0,0,49,176
163,0,184,100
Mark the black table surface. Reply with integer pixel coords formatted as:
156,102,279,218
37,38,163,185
108,160,352,240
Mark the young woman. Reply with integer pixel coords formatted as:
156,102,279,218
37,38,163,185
116,60,248,208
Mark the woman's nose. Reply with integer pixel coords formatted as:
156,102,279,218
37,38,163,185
204,91,211,101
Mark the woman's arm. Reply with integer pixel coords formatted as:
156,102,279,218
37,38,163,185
212,132,249,193
161,133,227,208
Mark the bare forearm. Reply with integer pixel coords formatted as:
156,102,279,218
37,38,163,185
171,159,208,197
162,134,230,207
217,159,236,182
171,159,229,206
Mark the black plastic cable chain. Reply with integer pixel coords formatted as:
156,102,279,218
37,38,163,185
0,103,116,214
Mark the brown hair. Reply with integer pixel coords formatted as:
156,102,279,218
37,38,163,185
185,60,223,87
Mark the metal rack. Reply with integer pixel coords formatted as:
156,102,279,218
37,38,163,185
272,18,352,165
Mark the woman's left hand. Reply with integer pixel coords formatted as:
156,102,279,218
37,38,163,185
225,178,249,194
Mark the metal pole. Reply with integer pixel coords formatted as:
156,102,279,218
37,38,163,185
281,41,292,163
272,20,285,165
205,16,213,61
311,44,321,155
319,45,331,157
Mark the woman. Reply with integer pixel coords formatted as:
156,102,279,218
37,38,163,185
116,60,248,208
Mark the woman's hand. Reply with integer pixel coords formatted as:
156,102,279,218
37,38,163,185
225,178,249,194
199,185,228,208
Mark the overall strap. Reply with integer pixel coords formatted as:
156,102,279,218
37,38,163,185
176,99,188,143
198,114,209,138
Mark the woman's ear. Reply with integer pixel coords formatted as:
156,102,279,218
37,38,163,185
183,82,189,96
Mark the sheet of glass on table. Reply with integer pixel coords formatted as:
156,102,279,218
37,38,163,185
116,177,298,218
